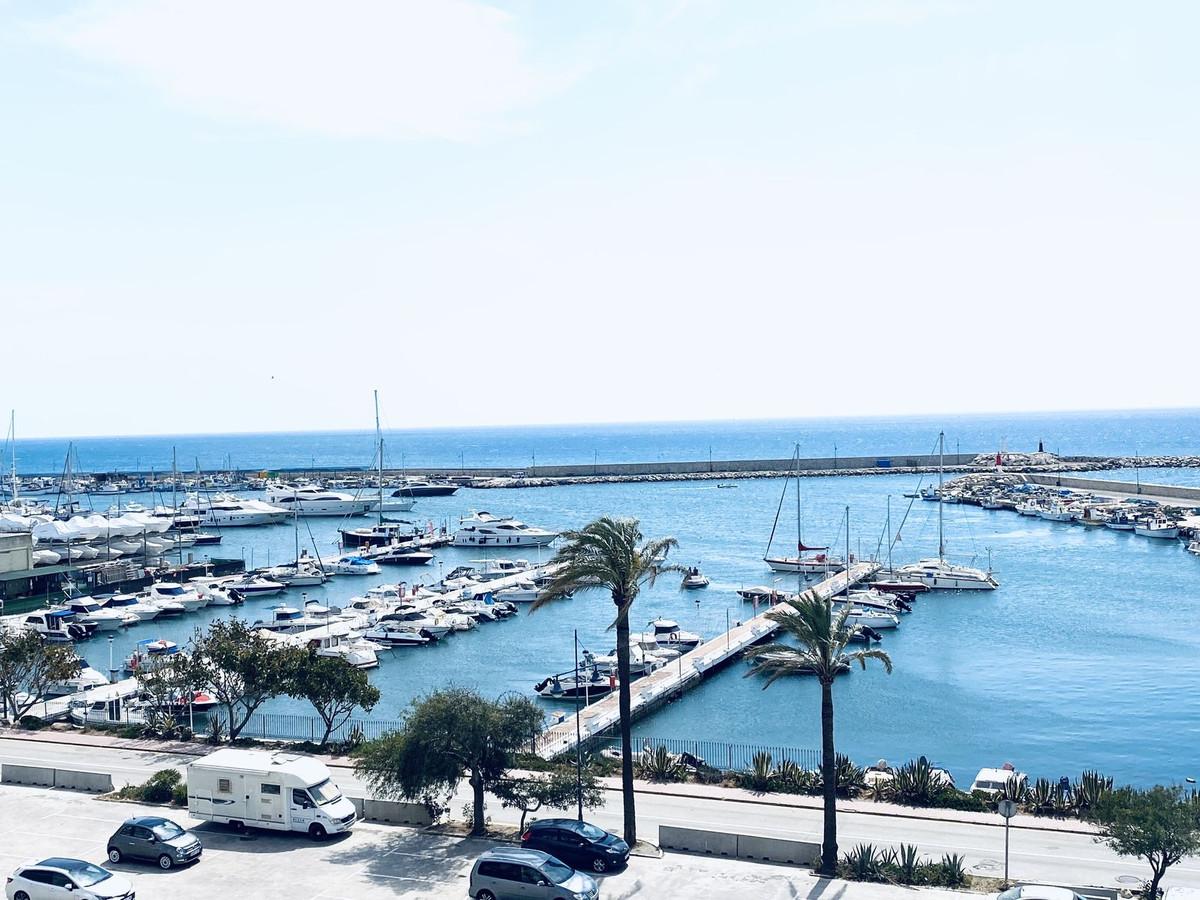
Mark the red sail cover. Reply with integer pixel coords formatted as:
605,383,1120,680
798,542,828,552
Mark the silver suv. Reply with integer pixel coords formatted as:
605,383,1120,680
468,847,599,900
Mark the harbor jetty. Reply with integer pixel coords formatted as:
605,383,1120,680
533,561,880,760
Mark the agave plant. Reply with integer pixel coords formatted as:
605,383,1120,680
939,852,967,887
869,776,893,803
774,758,802,792
1073,770,1114,816
1031,777,1056,815
897,843,922,883
999,772,1029,804
834,754,867,797
745,751,774,792
877,846,898,869
891,757,944,807
842,843,882,881
637,745,687,783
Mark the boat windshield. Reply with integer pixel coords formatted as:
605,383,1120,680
308,778,341,805
160,586,185,596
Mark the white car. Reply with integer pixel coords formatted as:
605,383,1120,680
996,886,1087,900
5,858,134,900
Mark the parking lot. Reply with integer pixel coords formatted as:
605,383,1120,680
0,783,972,900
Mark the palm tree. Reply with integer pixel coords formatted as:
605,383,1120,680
745,590,892,876
532,516,680,846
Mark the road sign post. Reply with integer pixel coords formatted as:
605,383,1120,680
997,798,1018,883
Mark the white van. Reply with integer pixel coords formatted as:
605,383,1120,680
187,748,357,839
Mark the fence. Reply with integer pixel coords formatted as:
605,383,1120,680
212,710,404,744
209,711,816,773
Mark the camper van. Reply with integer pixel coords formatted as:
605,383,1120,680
187,748,357,839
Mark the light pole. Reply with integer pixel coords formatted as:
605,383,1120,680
107,636,115,683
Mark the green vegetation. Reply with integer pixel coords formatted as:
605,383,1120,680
1093,785,1200,900
838,842,967,887
744,591,893,876
492,768,605,832
290,654,381,748
116,768,186,807
0,629,80,723
355,687,543,836
532,516,681,846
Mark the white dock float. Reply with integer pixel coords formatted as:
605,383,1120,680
534,562,879,759
23,677,142,722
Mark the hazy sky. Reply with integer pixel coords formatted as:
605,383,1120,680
2,1,1197,438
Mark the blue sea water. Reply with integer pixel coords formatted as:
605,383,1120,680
17,408,1200,787
7,407,1200,474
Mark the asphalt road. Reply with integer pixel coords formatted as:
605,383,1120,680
0,735,1192,894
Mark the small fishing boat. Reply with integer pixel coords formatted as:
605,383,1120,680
123,639,182,674
1134,519,1179,539
1188,540,1200,556
1105,511,1137,531
681,567,710,590
534,666,617,701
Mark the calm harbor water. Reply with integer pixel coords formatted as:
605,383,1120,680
66,461,1200,789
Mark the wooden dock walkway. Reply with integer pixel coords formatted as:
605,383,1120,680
534,561,880,759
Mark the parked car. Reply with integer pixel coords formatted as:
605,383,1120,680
996,887,1088,900
521,818,630,873
5,858,134,900
469,847,598,900
106,815,202,869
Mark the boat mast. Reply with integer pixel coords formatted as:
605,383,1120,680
8,411,17,502
938,430,945,561
374,390,384,528
794,443,802,592
886,495,892,573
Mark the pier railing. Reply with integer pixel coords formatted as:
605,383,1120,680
596,735,819,773
213,710,403,744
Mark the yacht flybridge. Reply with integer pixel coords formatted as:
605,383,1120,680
452,512,558,548
263,483,375,517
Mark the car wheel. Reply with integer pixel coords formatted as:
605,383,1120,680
476,892,496,900
591,857,608,873
158,854,174,870
230,820,245,833
107,847,122,864
15,892,30,900
309,823,327,841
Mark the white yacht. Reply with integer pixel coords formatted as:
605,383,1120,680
452,512,558,548
492,578,539,603
327,555,381,576
63,599,130,632
253,606,323,633
1134,519,1180,539
180,492,289,527
225,574,286,596
361,621,432,647
45,664,111,696
640,618,703,652
897,559,999,590
1187,539,1200,556
23,609,90,643
265,558,328,586
99,593,162,622
264,483,376,517
1015,500,1042,516
146,581,206,612
259,624,378,669
764,553,845,575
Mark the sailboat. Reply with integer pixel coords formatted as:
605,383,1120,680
897,432,999,590
763,444,845,575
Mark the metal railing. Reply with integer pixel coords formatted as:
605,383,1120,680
213,710,403,744
539,729,819,773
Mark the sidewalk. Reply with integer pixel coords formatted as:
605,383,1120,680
0,726,1099,836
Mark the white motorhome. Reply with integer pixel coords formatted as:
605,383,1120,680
187,748,357,839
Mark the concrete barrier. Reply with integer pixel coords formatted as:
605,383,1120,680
1,764,55,787
349,798,432,826
52,769,114,793
735,833,820,866
658,825,738,858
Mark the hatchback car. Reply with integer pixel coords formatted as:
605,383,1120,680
106,816,202,869
5,858,134,900
469,847,598,900
521,818,629,873
996,888,1088,900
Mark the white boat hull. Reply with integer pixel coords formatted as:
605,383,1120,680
764,556,845,574
1134,526,1179,539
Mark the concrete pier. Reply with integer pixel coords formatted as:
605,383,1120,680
534,562,880,760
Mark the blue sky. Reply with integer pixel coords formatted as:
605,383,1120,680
2,1,1197,437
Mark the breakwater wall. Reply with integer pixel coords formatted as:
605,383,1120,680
1023,473,1200,504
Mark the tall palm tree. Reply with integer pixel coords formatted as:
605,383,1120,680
532,516,680,846
745,590,892,876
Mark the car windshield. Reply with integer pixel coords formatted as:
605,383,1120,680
151,821,185,840
574,822,606,841
64,862,112,887
539,859,574,883
308,779,341,805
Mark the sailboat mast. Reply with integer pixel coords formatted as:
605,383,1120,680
938,430,945,561
845,505,851,575
793,444,802,591
8,411,17,502
374,390,383,527
886,495,892,572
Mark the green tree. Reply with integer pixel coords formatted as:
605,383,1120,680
1093,785,1200,899
532,516,680,846
744,591,892,876
356,687,543,836
135,653,195,737
493,767,606,834
188,620,305,740
0,629,80,722
292,653,380,748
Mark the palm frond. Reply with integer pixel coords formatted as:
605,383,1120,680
846,647,893,673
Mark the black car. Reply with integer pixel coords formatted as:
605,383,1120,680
520,819,630,873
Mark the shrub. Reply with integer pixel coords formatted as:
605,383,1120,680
115,768,184,805
937,852,967,886
206,715,225,745
1074,770,1114,817
743,751,774,792
637,745,687,783
891,757,943,806
930,789,991,812
840,843,883,882
1031,777,1056,815
897,843,921,883
18,715,46,731
835,754,866,797
171,783,188,807
999,773,1029,804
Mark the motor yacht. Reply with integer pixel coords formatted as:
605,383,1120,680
452,512,557,548
265,558,328,586
681,567,710,589
123,639,183,674
146,581,207,612
374,608,452,640
264,483,376,517
260,624,378,669
471,559,533,581
897,559,999,590
225,574,286,596
180,492,289,527
640,618,702,652
23,609,92,643
375,546,434,566
327,555,381,576
534,666,616,701
99,593,162,622
45,663,110,696
253,606,323,633
493,579,539,603
391,479,459,497
360,621,432,647
62,598,130,632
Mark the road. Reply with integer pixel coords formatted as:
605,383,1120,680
1,735,1193,893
